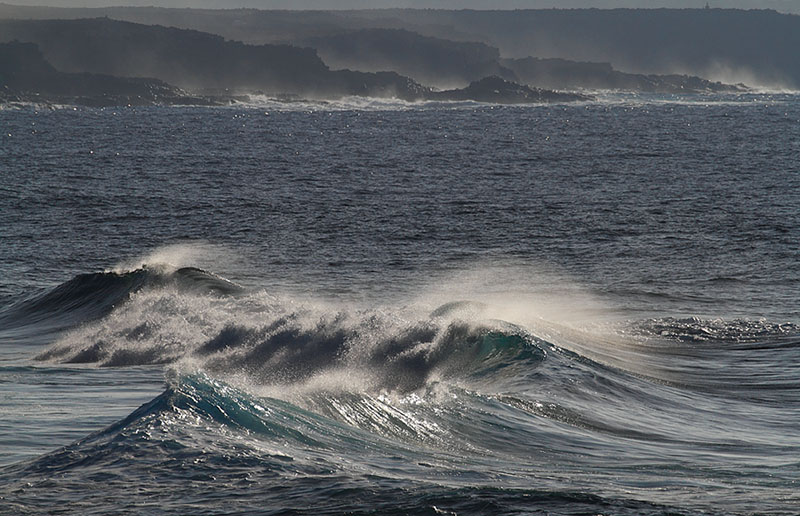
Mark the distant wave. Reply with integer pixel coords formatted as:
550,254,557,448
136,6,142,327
233,94,517,112
584,91,800,107
632,316,799,344
239,92,800,112
5,92,798,115
0,266,241,344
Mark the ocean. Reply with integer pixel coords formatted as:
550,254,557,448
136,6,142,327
1,93,798,515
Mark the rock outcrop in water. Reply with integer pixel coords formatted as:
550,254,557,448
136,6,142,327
298,28,518,89
431,76,591,103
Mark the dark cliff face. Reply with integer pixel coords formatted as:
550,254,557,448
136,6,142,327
503,57,745,93
0,40,57,80
1,8,798,89
365,8,800,88
300,28,517,88
0,40,184,105
0,18,332,94
0,18,590,105
0,18,434,100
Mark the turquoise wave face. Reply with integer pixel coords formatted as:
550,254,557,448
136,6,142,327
6,353,792,516
0,370,675,513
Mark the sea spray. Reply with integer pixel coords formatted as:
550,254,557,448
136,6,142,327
3,97,799,515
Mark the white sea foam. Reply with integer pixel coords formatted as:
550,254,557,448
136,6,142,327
44,253,643,398
108,242,240,275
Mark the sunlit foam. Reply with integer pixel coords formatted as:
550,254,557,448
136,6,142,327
109,242,236,274
40,248,688,404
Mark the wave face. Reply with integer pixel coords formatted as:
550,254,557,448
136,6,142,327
2,96,800,515
2,265,799,515
1,373,680,516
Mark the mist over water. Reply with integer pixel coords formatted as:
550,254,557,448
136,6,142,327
1,94,799,515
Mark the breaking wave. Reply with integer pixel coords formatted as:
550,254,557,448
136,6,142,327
3,262,799,515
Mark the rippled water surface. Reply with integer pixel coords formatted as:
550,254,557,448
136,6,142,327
1,94,799,515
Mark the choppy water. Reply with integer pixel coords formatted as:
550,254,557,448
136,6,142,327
1,93,799,515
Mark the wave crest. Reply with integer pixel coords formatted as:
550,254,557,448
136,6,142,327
34,276,547,394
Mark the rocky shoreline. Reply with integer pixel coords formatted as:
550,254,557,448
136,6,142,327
1,40,589,107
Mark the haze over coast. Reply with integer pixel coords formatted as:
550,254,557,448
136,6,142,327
2,3,798,106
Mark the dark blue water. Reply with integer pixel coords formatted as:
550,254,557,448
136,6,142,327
1,94,799,515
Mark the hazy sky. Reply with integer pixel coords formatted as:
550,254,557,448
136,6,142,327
5,0,800,11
